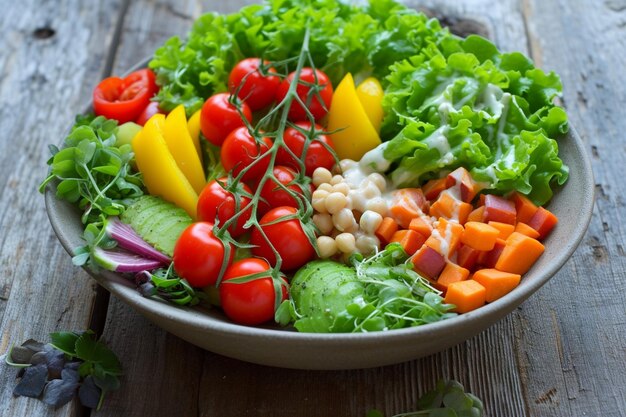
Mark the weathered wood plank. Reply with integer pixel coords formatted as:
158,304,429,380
512,0,626,415
0,0,126,415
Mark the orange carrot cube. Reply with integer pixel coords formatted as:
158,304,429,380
472,268,521,302
461,222,500,251
444,280,486,313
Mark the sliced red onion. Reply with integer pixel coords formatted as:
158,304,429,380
104,217,170,264
92,247,164,273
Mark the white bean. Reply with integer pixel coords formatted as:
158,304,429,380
332,208,355,232
317,236,338,258
325,192,348,214
359,210,383,234
335,233,356,253
365,197,388,216
312,167,332,187
313,213,334,235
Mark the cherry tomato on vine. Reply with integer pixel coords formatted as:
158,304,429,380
228,58,280,111
275,67,333,122
276,121,336,176
200,93,252,146
257,166,307,214
197,177,252,237
221,127,273,182
219,258,288,325
173,222,233,288
93,69,158,124
135,101,164,126
250,206,315,271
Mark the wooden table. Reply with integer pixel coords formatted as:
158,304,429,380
0,0,624,416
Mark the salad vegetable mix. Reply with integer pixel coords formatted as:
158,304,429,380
42,0,568,332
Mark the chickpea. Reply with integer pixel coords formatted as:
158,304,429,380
335,233,356,253
339,159,357,172
332,208,355,232
359,210,383,234
362,180,381,199
365,197,388,216
317,236,338,258
348,190,366,212
356,234,380,255
317,183,333,193
313,213,333,235
311,189,329,213
330,174,345,186
325,192,348,214
312,167,332,187
332,182,351,196
368,173,387,192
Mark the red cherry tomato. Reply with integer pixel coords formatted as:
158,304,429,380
276,121,336,176
257,166,308,215
197,178,252,237
221,127,273,182
173,222,233,288
275,68,333,121
200,93,252,146
228,58,280,111
135,101,164,126
93,69,158,124
219,258,288,325
250,206,315,271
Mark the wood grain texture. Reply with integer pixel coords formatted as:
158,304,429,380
1,0,624,416
0,0,125,415
512,0,626,416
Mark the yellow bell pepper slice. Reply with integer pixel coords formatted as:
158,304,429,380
132,114,198,219
163,105,206,194
326,73,381,161
187,109,203,161
355,77,384,132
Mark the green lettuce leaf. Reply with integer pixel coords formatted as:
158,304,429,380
380,36,569,205
149,0,446,116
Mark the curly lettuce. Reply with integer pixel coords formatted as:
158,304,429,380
149,0,448,115
380,35,569,205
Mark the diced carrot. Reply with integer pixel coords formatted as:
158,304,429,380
422,178,447,200
390,188,428,229
436,262,470,292
375,217,399,245
515,222,540,239
457,244,481,271
527,207,558,239
444,280,486,313
412,245,446,280
509,192,539,224
429,191,473,224
472,268,521,302
446,167,480,203
409,216,434,238
488,221,515,240
495,232,545,275
477,194,486,207
424,218,464,257
477,238,506,268
467,206,485,223
390,229,425,255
